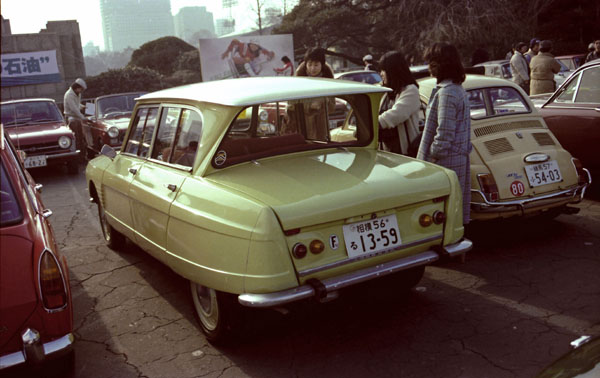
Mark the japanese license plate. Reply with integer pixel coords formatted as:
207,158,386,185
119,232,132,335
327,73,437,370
343,214,402,258
24,155,47,168
524,160,562,187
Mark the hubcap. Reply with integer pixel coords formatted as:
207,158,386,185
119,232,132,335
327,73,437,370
192,283,219,331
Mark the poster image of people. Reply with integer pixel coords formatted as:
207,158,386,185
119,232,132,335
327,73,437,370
199,34,294,82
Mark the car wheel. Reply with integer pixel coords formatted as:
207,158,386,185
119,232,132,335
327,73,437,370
66,160,79,175
97,200,125,250
190,282,243,343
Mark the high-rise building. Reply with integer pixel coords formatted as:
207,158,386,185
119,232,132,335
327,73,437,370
100,0,174,52
174,6,215,44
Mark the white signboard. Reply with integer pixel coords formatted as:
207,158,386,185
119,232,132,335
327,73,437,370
1,50,61,87
199,35,294,82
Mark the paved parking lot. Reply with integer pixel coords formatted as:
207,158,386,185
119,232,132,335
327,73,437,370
14,166,600,378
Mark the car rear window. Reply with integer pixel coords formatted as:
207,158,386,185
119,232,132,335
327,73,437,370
467,87,530,119
0,161,23,227
212,94,372,168
1,101,64,126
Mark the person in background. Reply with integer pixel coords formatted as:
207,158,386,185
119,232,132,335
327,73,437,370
63,78,88,161
530,40,561,95
282,47,335,140
417,42,472,225
377,51,421,156
363,54,376,71
273,55,294,76
505,43,516,60
510,42,530,94
525,38,540,64
585,39,600,63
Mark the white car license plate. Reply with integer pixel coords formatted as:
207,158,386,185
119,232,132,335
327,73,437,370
524,160,562,187
24,155,47,168
343,214,402,258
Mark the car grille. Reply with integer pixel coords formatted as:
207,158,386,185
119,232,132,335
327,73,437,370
484,137,514,155
532,132,556,146
473,120,544,138
21,142,65,156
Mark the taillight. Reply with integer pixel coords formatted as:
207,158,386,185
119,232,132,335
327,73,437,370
39,250,67,310
309,240,324,254
571,158,589,185
419,214,433,227
432,211,446,224
292,243,307,259
477,173,499,201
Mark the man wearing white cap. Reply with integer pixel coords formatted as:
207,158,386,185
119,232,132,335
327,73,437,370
363,54,375,71
64,78,88,161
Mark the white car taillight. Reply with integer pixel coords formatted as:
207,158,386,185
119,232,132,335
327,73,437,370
39,250,67,310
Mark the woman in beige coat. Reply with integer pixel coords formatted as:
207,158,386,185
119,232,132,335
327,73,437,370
530,40,561,95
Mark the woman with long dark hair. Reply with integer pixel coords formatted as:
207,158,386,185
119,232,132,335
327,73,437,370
417,42,472,224
378,51,421,155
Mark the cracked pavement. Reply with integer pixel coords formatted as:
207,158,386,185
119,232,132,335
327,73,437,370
19,166,600,378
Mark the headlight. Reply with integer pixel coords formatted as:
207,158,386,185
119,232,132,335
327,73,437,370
58,135,71,149
259,109,269,121
107,126,119,138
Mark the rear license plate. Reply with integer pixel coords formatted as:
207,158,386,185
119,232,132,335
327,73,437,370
343,214,402,258
24,155,47,168
524,160,561,187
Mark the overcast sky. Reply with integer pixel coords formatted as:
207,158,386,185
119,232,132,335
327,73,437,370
1,0,291,50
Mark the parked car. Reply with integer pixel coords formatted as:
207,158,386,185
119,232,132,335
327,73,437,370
555,54,586,71
334,70,382,84
86,77,472,342
1,98,79,174
83,92,147,156
536,335,600,378
417,75,591,221
474,59,572,88
0,126,74,373
530,60,600,175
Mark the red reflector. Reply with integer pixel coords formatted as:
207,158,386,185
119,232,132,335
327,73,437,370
292,243,307,259
40,251,67,310
433,211,446,224
284,228,300,236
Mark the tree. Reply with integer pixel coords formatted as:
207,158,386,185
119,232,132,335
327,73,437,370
129,37,197,76
84,66,164,98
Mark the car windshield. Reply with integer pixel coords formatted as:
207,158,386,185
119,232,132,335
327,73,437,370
467,87,530,119
97,93,145,119
0,160,23,227
0,101,64,126
212,93,372,168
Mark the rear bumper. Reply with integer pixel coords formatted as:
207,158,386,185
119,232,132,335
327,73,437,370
238,238,472,308
0,331,74,370
471,169,591,217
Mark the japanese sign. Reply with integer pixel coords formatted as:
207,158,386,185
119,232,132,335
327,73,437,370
1,50,62,87
199,34,294,82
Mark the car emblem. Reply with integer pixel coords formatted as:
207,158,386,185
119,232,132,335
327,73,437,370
515,132,523,139
214,150,227,166
329,235,339,250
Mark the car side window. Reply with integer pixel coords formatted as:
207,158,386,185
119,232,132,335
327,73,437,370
555,73,580,103
151,107,181,163
0,161,23,226
139,107,158,157
171,109,202,168
124,108,148,155
574,67,600,104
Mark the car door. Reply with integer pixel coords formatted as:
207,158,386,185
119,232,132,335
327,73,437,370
129,106,203,262
541,65,600,170
102,106,157,240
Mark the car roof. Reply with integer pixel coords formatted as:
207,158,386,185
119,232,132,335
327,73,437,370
555,54,586,59
574,59,600,72
334,70,379,78
95,92,147,100
417,74,521,97
139,77,390,106
1,98,56,105
474,60,510,66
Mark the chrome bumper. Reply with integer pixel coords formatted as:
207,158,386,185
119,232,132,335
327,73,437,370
46,150,80,160
472,169,592,214
0,330,74,370
238,238,473,308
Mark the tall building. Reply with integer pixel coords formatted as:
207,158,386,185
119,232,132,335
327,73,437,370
174,6,215,44
100,0,174,52
215,19,235,36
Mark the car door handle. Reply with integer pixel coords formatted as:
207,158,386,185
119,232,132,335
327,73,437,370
35,183,43,193
42,209,53,218
595,108,600,113
165,184,177,192
128,168,138,175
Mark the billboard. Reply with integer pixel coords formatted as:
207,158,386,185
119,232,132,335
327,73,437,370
1,50,62,87
199,34,294,82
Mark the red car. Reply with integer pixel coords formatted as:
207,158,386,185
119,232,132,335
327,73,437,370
0,127,74,373
83,92,146,155
1,98,80,174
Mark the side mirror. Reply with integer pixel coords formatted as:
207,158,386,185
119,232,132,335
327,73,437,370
100,144,117,159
